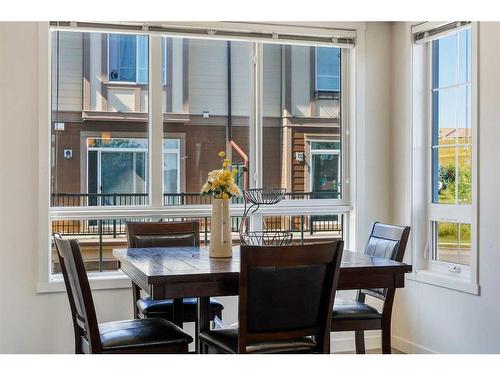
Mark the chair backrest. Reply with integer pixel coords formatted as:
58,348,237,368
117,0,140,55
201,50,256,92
239,241,344,353
361,222,411,300
126,221,200,248
53,234,101,353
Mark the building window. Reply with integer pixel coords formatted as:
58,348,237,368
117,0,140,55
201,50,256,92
310,141,341,199
87,138,148,205
163,139,180,194
315,47,340,93
108,34,166,84
430,28,473,268
86,137,182,203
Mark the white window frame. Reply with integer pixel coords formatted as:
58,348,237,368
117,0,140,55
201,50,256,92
38,22,360,292
410,22,479,295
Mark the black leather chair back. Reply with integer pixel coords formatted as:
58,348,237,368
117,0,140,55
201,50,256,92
239,241,344,353
53,234,101,353
361,222,410,299
126,221,200,248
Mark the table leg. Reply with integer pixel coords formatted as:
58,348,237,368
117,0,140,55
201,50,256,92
197,297,210,353
172,297,184,328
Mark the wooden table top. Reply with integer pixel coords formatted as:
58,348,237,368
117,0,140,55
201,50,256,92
113,246,412,286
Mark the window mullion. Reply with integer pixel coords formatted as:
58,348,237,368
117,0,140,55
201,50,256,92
149,35,163,207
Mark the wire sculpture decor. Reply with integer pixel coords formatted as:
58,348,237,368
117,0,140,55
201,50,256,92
239,188,293,246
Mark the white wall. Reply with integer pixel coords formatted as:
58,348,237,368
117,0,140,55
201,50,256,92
0,21,394,353
390,22,500,353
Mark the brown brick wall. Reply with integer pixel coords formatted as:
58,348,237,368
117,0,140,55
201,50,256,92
52,117,339,197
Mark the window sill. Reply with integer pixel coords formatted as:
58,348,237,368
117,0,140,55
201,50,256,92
37,271,132,294
406,269,480,295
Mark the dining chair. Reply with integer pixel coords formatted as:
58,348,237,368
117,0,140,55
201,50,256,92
126,221,224,347
331,222,410,354
199,241,344,354
53,234,192,354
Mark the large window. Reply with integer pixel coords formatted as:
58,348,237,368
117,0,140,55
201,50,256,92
411,22,477,293
430,28,473,268
47,25,353,280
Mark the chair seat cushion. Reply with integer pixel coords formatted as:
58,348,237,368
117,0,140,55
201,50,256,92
332,299,382,320
99,318,193,351
199,328,317,354
137,297,224,321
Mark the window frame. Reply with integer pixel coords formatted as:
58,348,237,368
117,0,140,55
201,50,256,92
427,26,474,277
39,23,358,291
410,22,479,294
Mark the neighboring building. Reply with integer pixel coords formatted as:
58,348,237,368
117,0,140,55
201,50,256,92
50,31,341,206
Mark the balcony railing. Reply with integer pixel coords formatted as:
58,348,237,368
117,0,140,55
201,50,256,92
50,192,342,238
51,191,340,206
50,192,343,274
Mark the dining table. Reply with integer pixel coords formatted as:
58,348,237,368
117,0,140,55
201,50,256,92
113,245,412,351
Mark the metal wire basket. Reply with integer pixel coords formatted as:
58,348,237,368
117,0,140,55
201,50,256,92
240,231,294,246
243,188,286,205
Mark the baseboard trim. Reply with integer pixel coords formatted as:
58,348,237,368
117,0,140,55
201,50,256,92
331,332,381,353
391,335,437,354
332,333,437,354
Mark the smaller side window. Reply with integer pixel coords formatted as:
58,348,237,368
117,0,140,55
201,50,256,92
108,35,151,84
108,34,137,82
315,47,341,98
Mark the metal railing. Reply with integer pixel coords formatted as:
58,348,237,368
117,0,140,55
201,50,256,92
50,192,342,237
50,192,343,274
51,191,340,207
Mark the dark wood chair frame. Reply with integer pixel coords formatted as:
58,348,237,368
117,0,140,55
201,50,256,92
200,241,344,354
53,233,189,354
126,221,223,352
331,222,410,354
126,221,201,321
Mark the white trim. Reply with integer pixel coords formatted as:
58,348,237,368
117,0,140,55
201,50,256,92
392,335,437,354
412,21,472,45
38,22,52,287
37,271,132,293
50,21,357,48
410,22,479,293
49,201,353,220
149,34,163,206
406,270,479,295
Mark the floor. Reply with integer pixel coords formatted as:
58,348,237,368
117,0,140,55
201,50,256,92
337,348,404,354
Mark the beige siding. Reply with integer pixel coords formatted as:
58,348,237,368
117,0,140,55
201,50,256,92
263,44,282,117
89,33,103,111
51,31,82,111
317,99,339,118
229,41,250,116
291,46,311,117
107,88,135,112
171,38,184,113
188,39,227,115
